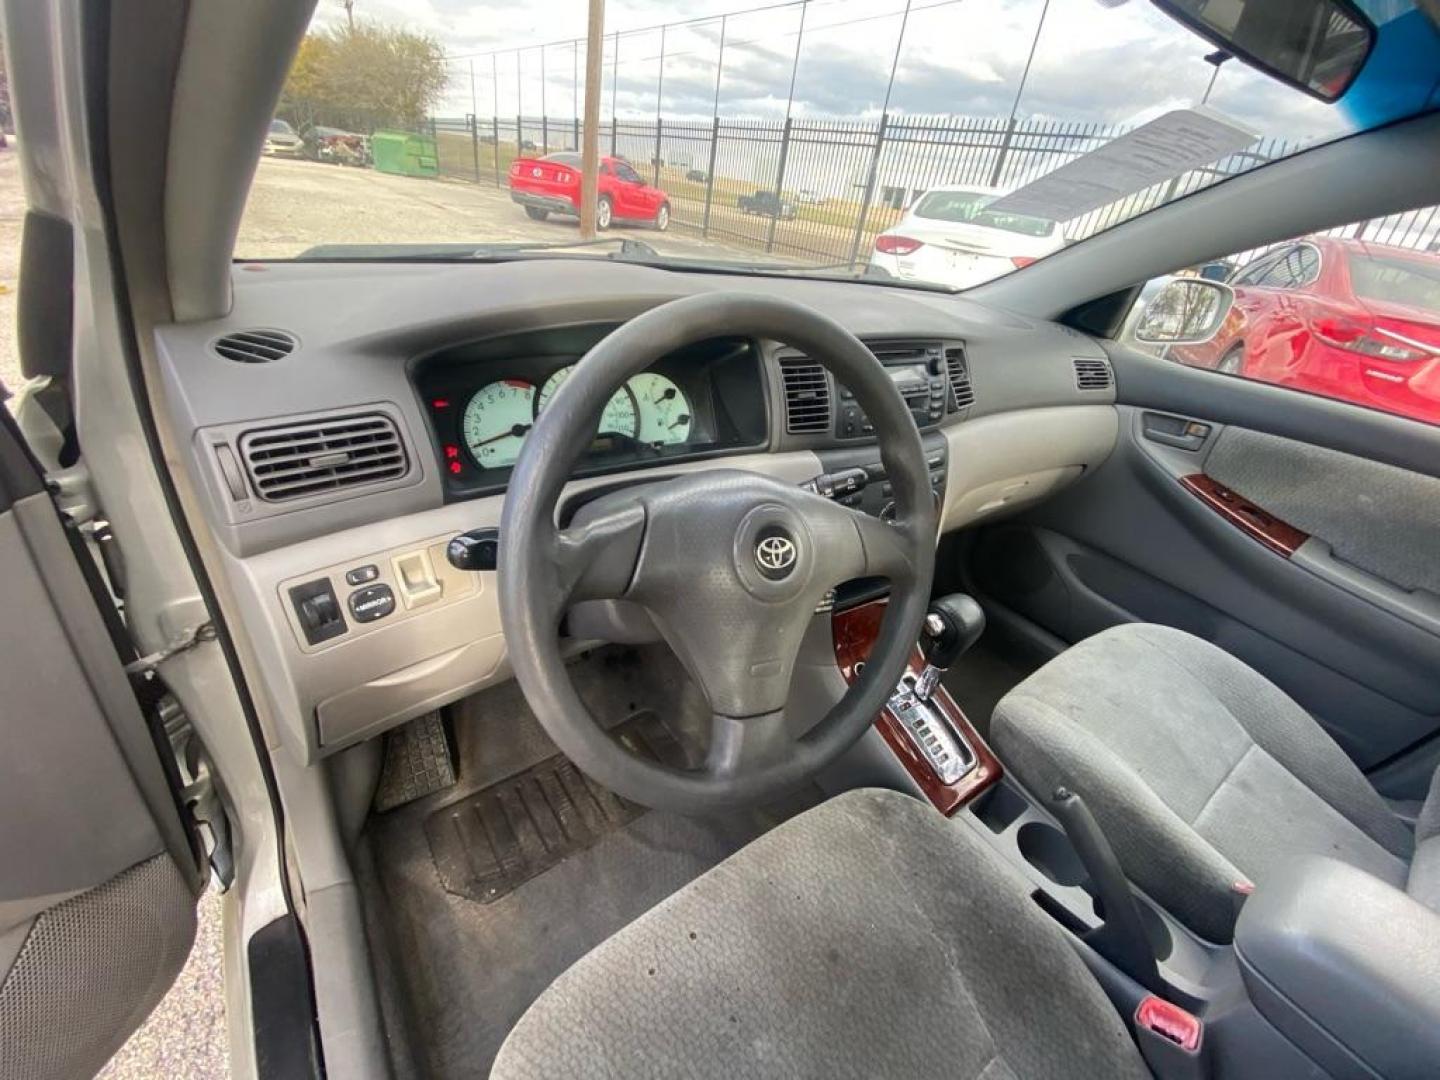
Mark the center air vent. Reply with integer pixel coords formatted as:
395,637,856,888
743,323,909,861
1073,357,1113,391
779,357,832,434
213,329,297,363
945,346,975,409
239,412,407,503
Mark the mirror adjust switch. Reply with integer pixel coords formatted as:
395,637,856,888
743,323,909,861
289,578,346,645
348,583,396,623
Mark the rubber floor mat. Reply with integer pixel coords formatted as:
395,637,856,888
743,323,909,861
424,711,688,903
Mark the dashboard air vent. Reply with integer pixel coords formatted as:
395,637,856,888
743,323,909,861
779,357,832,434
944,346,975,409
213,329,297,364
239,412,407,503
1074,357,1113,391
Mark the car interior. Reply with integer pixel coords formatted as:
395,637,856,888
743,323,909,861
3,0,1440,1078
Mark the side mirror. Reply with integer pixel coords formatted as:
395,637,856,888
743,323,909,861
1134,279,1235,345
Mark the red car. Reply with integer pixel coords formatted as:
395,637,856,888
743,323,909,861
508,152,671,232
1171,236,1440,425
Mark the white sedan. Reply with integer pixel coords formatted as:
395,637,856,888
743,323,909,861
868,184,1065,289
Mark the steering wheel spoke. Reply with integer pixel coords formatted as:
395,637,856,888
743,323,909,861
549,503,647,607
704,709,792,779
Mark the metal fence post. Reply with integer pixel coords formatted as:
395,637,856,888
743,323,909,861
469,114,480,182
702,115,720,238
543,115,549,155
765,116,793,254
574,116,580,151
847,112,889,267
987,116,1017,187
516,112,523,156
493,115,501,187
653,117,664,186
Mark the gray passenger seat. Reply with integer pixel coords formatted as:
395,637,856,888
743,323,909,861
991,622,1440,942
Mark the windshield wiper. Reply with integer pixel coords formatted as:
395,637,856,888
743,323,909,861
292,237,661,262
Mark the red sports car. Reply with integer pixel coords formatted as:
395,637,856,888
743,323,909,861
1171,236,1440,425
508,152,671,232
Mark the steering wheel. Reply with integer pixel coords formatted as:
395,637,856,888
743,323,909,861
498,293,936,812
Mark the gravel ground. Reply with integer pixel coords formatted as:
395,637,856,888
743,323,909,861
236,154,771,261
0,148,22,391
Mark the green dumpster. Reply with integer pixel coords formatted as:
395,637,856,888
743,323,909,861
371,130,439,177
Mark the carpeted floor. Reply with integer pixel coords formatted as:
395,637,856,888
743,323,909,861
941,631,1043,740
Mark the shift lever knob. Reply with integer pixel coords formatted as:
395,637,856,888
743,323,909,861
921,594,986,673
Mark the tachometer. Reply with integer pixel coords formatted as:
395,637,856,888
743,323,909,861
537,365,639,438
462,380,536,468
629,373,692,445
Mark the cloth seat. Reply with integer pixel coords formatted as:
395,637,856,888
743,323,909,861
491,788,1149,1080
991,623,1435,943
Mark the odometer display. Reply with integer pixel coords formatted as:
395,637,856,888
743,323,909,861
537,365,639,439
462,380,536,468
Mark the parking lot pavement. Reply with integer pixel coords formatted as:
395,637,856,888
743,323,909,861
0,148,23,391
239,155,769,262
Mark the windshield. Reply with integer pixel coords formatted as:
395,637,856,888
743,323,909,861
1348,250,1440,311
911,191,1055,237
236,0,1440,290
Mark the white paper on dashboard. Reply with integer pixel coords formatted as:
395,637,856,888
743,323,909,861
984,107,1259,223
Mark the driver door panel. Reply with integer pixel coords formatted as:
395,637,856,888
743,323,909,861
968,349,1440,795
0,418,200,1077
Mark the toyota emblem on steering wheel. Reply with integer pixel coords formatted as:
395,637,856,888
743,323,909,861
755,533,798,578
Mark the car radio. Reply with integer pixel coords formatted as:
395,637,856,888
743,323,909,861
835,344,950,438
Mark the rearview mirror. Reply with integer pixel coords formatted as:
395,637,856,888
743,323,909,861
1152,0,1375,102
1134,279,1235,345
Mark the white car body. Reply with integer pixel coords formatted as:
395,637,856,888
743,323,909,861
869,184,1065,289
264,118,304,157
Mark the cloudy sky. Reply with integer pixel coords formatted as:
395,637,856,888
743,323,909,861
312,0,1353,141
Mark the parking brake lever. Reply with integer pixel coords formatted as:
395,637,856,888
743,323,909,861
1050,786,1165,996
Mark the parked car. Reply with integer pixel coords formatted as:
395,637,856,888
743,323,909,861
1169,236,1440,425
685,168,709,182
309,126,370,167
868,184,1064,288
508,151,671,231
737,190,796,219
263,117,304,158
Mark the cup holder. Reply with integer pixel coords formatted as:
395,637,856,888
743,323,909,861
1016,822,1093,891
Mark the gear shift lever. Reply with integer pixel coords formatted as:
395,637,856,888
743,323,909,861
915,594,985,700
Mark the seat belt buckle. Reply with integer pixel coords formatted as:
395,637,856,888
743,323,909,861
1135,995,1207,1080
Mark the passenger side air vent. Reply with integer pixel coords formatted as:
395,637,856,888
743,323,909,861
1073,357,1113,391
239,412,408,503
779,356,832,434
212,329,297,364
944,346,975,409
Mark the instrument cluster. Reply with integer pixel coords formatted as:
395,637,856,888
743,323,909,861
415,332,769,498
459,367,695,470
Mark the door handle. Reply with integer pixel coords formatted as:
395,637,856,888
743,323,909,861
1142,412,1211,451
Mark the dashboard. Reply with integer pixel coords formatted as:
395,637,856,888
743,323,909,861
413,329,769,498
155,258,1119,765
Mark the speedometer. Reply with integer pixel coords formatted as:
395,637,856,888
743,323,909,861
462,380,536,468
537,365,639,438
629,373,692,445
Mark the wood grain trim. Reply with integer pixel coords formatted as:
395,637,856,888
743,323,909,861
833,599,1002,815
1180,473,1309,557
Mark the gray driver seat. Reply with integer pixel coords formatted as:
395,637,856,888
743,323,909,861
490,788,1149,1080
992,623,1436,944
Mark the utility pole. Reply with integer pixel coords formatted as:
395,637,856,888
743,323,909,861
343,0,354,31
611,30,620,154
879,0,911,117
581,0,606,237
1003,0,1049,131
654,25,666,184
469,58,478,118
